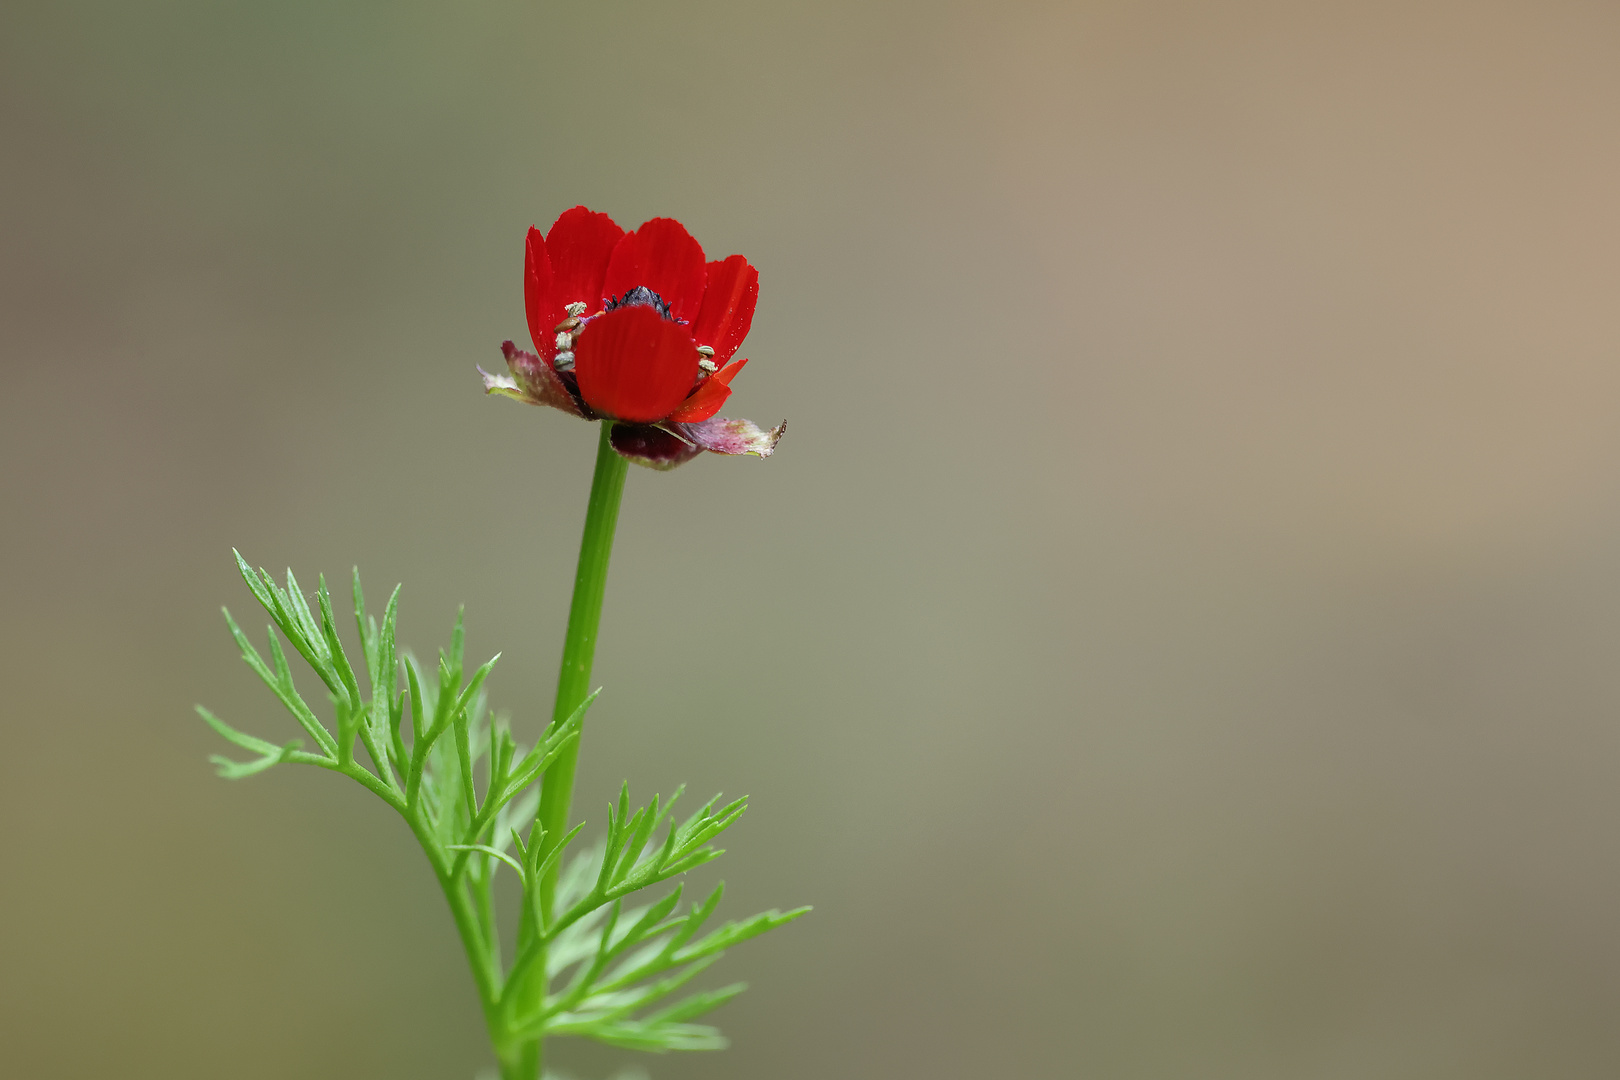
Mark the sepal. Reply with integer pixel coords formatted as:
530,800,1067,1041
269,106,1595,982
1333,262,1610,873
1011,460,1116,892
672,416,786,458
481,366,524,399
486,341,589,418
609,423,704,471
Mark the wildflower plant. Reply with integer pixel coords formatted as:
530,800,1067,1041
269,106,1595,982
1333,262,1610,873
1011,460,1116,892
200,208,803,1079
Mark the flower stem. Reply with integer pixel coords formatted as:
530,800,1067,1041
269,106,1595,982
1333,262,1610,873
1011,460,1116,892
539,419,629,905
515,420,629,1078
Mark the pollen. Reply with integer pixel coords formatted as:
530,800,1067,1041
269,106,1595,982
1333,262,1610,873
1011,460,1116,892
565,301,588,317
698,358,718,373
556,331,573,350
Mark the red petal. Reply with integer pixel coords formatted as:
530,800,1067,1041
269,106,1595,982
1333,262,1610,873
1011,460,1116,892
546,206,623,313
668,359,747,423
689,256,758,366
573,306,701,423
524,226,561,360
711,357,748,386
602,218,708,324
667,376,732,423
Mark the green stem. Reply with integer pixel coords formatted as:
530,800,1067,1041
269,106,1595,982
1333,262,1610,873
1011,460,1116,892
540,419,629,905
514,420,630,1079
499,1048,536,1080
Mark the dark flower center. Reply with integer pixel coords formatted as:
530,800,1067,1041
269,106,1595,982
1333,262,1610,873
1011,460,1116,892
604,286,680,322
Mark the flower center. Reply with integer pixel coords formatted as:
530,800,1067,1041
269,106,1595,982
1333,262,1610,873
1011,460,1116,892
604,286,677,321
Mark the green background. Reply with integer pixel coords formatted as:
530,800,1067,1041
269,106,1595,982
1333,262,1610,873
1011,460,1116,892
6,2,1620,1077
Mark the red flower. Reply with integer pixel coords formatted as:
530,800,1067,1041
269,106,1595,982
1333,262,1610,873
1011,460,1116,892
482,207,785,470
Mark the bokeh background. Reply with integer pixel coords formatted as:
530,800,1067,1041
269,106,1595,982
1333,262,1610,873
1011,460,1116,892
6,1,1620,1077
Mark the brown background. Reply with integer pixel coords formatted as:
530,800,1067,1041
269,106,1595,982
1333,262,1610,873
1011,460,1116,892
6,1,1620,1077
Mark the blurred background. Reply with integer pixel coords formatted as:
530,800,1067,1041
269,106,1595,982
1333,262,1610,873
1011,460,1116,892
5,1,1620,1076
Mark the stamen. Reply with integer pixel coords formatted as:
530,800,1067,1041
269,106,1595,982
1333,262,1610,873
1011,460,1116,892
553,350,575,371
696,345,716,358
555,315,582,332
555,331,573,350
698,358,718,373
565,301,588,317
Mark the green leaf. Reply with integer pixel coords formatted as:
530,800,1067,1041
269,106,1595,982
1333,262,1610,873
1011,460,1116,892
387,687,408,778
586,1021,728,1053
519,955,722,1043
404,650,429,739
351,567,377,685
196,705,280,757
453,691,477,820
199,705,306,780
220,607,336,758
234,552,340,702
532,822,587,898
208,742,303,779
231,549,280,623
316,574,364,715
448,844,526,878
281,568,327,668
365,580,400,708
612,888,685,955
641,982,747,1025
494,789,539,854
208,554,809,1069
453,653,501,728
495,689,597,808
672,906,812,965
